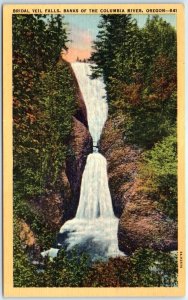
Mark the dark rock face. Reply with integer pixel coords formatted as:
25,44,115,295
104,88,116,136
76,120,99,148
66,117,92,219
118,188,177,255
30,173,71,231
62,58,88,128
99,116,177,255
99,117,141,217
29,166,71,230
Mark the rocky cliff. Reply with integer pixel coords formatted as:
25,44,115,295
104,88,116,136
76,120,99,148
99,117,140,218
99,116,177,255
66,117,92,219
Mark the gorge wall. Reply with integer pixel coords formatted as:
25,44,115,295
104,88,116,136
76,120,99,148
99,116,177,255
23,60,177,257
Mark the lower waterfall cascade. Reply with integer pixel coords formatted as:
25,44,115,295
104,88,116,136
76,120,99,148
42,62,123,261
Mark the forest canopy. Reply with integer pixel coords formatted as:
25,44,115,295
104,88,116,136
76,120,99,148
13,14,76,197
13,14,78,284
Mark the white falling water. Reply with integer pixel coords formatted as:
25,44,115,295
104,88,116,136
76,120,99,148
42,62,123,260
76,153,114,219
71,62,108,148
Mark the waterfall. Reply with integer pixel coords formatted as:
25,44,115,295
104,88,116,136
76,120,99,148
71,62,108,149
76,153,114,220
42,62,123,261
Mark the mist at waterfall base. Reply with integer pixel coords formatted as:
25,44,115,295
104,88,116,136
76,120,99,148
41,63,123,261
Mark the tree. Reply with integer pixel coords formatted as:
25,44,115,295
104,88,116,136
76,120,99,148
13,14,75,197
91,15,177,147
91,14,177,218
91,15,142,86
139,132,177,219
13,15,78,287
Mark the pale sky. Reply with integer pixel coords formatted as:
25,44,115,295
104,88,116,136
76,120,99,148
63,14,176,62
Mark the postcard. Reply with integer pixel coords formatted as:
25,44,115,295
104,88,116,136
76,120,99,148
3,3,185,297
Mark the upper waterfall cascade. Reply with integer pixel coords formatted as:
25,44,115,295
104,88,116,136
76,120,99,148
42,62,123,260
71,62,108,148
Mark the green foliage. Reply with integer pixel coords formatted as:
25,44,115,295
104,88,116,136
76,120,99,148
123,248,178,287
91,15,143,85
13,14,75,197
13,14,68,74
13,196,56,249
85,248,177,287
39,249,90,287
14,240,90,288
13,219,39,287
139,132,177,219
13,14,78,286
91,15,177,219
91,15,177,148
14,235,177,288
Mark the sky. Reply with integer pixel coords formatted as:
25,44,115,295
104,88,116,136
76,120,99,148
62,14,176,62
63,15,100,62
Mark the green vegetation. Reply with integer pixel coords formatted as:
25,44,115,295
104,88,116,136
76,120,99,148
139,133,177,219
14,235,177,288
14,215,178,288
13,14,77,285
14,220,90,287
13,15,76,197
91,15,176,147
91,15,177,220
85,248,177,287
13,14,178,287
90,14,177,283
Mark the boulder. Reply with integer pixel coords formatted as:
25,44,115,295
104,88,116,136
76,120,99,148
20,221,36,247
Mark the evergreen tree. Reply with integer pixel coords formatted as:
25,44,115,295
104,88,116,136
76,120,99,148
13,14,75,197
91,15,177,220
13,15,78,286
91,15,177,147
